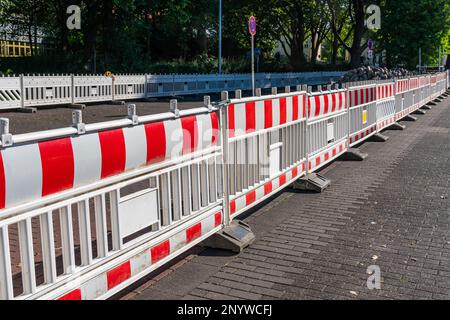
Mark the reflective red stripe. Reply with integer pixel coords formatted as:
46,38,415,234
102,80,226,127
214,212,222,227
181,116,198,155
323,95,329,114
58,288,82,300
264,100,273,128
279,174,286,186
332,149,337,157
107,261,131,290
264,182,272,195
210,113,219,146
292,96,299,121
228,104,235,137
39,138,74,197
145,122,166,164
0,153,5,209
245,101,256,133
279,98,287,124
230,200,236,215
246,190,256,206
151,240,170,264
186,223,202,243
314,96,321,117
99,129,126,179
292,166,298,178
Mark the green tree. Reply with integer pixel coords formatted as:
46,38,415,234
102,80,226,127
379,0,450,69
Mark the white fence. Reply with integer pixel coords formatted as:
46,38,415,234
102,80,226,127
0,71,447,300
0,72,344,110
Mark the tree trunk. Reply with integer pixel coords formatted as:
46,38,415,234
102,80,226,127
289,27,307,68
349,0,365,68
332,34,339,66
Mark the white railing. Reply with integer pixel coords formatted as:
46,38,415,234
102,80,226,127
0,71,448,300
0,72,344,110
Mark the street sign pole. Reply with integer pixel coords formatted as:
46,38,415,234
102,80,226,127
251,35,255,96
218,0,222,75
248,16,257,96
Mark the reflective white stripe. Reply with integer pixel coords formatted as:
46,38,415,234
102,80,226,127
234,103,246,135
256,185,264,199
164,119,183,160
236,196,246,212
272,98,280,126
72,133,102,188
123,126,147,171
286,96,293,122
170,231,186,253
2,144,42,207
130,250,151,276
81,273,107,300
255,100,265,130
202,214,215,233
196,113,213,150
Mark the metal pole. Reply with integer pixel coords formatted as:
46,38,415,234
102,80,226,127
218,0,222,75
438,46,441,71
251,35,255,96
419,48,422,74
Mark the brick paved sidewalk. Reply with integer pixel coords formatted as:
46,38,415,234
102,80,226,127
121,97,450,300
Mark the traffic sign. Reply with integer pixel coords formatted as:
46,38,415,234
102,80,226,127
248,16,257,36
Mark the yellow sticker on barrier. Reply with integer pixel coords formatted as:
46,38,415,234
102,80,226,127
362,110,367,124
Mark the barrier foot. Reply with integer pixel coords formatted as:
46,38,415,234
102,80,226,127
369,133,389,142
421,104,432,110
292,173,331,193
427,101,438,106
388,122,406,130
404,115,418,121
110,100,126,105
202,220,255,253
69,103,86,110
434,98,443,103
340,148,368,161
18,107,37,113
413,109,426,115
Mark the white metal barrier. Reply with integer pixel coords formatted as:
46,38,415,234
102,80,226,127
0,72,344,110
0,71,448,300
347,82,378,146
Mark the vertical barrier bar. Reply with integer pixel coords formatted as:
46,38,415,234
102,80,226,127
0,226,14,299
109,189,122,251
18,218,36,294
59,206,76,274
20,74,25,109
39,212,57,284
220,91,230,226
77,199,93,266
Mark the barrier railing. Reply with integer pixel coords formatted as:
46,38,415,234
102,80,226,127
0,72,344,111
0,71,448,300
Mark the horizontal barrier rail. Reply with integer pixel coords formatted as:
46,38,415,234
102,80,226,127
0,71,448,300
0,72,345,111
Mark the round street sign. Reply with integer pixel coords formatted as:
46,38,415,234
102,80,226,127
248,16,257,36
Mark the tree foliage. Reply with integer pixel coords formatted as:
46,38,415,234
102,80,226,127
0,0,449,73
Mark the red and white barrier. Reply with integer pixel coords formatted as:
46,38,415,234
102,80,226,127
0,113,219,210
0,71,447,300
